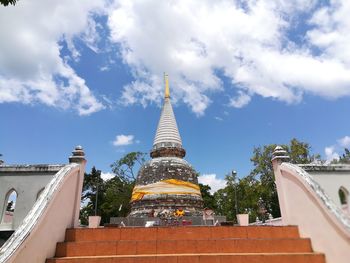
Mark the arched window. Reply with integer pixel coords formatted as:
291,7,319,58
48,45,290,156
36,188,45,200
338,187,349,205
1,189,17,224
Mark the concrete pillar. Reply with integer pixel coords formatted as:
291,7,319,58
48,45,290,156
69,146,86,227
271,146,290,226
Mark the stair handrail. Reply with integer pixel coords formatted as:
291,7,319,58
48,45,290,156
0,163,79,263
281,162,350,236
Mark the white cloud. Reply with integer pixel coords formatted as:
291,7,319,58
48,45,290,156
99,66,110,72
307,1,350,66
4,1,350,116
0,0,105,115
324,146,339,164
229,91,251,108
113,134,135,146
324,135,350,163
106,0,350,115
338,136,350,148
101,172,114,181
198,173,226,194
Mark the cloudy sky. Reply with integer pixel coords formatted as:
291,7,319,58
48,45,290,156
1,0,350,192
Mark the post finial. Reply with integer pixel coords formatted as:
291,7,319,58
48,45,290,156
69,145,86,164
271,145,290,163
164,73,170,98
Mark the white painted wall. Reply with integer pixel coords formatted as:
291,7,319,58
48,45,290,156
0,166,63,230
0,160,85,263
299,165,350,214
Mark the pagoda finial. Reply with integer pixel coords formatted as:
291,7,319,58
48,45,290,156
152,72,183,155
164,73,170,98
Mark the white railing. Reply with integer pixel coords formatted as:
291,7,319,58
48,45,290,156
250,217,283,226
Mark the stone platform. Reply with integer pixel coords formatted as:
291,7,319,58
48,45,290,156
46,226,325,263
110,216,226,227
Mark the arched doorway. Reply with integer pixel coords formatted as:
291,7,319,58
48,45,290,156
338,186,349,214
1,189,18,225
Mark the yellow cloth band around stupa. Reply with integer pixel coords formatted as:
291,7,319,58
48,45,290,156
131,179,201,202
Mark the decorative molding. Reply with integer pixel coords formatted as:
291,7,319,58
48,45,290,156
298,163,350,172
150,147,186,158
0,165,64,173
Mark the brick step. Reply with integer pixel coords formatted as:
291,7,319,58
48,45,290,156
47,252,326,263
55,238,312,257
65,226,300,242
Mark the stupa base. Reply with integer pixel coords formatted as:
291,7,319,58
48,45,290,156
129,195,204,218
110,215,227,227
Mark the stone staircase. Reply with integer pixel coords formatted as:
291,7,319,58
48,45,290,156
46,226,325,263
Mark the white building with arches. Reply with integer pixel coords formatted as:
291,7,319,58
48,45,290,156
0,146,86,262
298,164,350,215
0,165,64,231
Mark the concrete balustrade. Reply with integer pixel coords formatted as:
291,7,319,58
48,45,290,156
0,146,86,263
272,146,350,263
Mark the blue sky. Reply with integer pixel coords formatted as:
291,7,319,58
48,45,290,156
1,0,350,191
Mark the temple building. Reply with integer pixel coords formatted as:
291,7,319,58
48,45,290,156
129,74,204,217
1,80,349,263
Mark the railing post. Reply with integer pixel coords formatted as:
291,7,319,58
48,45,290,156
69,146,86,227
271,146,290,225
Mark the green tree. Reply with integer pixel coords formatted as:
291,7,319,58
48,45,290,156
80,167,105,225
214,188,234,220
6,200,14,212
80,168,135,225
250,138,318,218
332,148,350,164
99,176,134,220
80,152,147,225
214,138,318,223
235,175,262,222
111,152,146,182
214,173,261,223
199,183,217,210
0,0,17,6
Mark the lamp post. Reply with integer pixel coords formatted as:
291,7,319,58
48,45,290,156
232,170,238,218
94,170,101,216
257,197,267,223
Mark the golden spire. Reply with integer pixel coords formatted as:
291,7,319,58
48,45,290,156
164,73,170,98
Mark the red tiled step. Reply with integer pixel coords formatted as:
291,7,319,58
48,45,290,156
47,252,326,263
55,238,313,257
48,226,325,263
65,226,300,242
